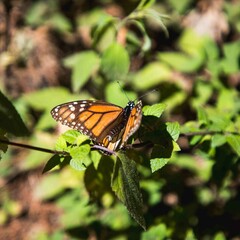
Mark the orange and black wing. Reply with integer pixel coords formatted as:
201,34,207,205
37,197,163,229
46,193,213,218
51,100,125,144
101,100,142,152
51,100,142,155
120,100,142,148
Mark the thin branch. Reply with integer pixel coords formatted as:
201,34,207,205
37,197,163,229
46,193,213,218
0,138,68,156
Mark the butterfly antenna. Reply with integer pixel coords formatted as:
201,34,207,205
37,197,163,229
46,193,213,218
135,89,158,101
116,81,130,102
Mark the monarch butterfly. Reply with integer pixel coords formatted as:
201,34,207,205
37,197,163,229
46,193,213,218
51,100,142,155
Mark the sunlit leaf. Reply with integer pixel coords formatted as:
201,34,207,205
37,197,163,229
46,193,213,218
136,0,155,10
23,87,72,110
70,158,88,171
197,107,209,125
143,103,166,118
158,52,203,73
92,15,115,46
221,41,240,74
48,13,72,32
62,130,81,144
226,135,240,156
133,62,171,90
105,82,137,107
128,19,152,52
142,223,168,240
101,43,130,80
55,135,67,151
69,144,90,159
166,122,180,141
211,134,227,148
101,203,132,230
150,158,169,173
143,9,169,36
64,51,100,92
69,145,91,171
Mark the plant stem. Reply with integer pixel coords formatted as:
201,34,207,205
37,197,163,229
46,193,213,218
0,138,68,155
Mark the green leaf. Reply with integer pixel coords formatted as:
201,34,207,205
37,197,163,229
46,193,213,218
133,62,172,90
0,91,29,136
128,19,152,52
157,52,203,73
90,150,102,169
101,203,132,230
217,89,237,114
23,87,72,111
112,152,146,230
178,29,206,56
136,0,155,10
105,82,137,107
166,122,180,141
100,43,130,80
70,158,88,171
197,107,209,125
208,112,231,132
143,103,166,118
62,130,89,145
69,144,90,159
62,130,80,144
69,145,91,170
221,41,240,74
211,134,227,148
48,13,72,32
226,135,240,156
142,223,168,240
143,9,169,36
192,81,213,108
42,154,61,173
213,232,227,240
25,1,49,26
92,15,115,47
55,135,67,151
64,51,100,92
150,158,169,173
173,141,181,151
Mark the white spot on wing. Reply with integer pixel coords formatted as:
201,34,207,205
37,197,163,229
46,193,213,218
70,106,75,111
70,113,75,119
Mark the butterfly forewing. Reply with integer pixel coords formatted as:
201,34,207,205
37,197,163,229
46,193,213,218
51,100,124,142
51,99,142,155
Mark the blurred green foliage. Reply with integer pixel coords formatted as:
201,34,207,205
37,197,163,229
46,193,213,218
0,0,240,239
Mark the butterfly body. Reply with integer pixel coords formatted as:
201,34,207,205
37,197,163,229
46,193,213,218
51,100,142,155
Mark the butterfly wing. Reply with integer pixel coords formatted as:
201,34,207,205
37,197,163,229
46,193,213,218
120,100,142,148
100,100,142,152
51,100,124,144
51,100,142,155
